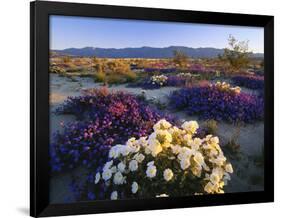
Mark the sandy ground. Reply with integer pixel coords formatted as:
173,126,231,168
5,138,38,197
49,74,264,203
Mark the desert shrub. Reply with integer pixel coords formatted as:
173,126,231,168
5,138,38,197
93,60,137,84
49,66,66,75
231,75,264,90
51,88,173,172
218,35,251,72
76,119,233,201
203,119,218,135
173,50,189,68
93,71,106,82
169,84,264,123
225,126,241,155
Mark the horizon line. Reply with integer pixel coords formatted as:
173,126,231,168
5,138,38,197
51,45,264,54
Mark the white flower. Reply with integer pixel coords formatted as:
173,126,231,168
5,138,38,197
95,172,100,184
171,144,181,155
153,119,172,131
147,161,155,166
110,191,118,200
103,160,113,171
146,165,157,178
177,147,192,161
129,160,138,172
102,169,112,181
181,121,199,134
109,146,120,159
211,154,226,166
193,152,205,166
117,162,126,173
163,168,173,181
156,194,169,197
131,181,138,194
210,136,219,144
180,157,190,170
155,129,172,148
225,163,233,173
192,138,202,149
110,166,117,173
126,137,136,147
204,182,215,193
210,173,220,185
134,153,145,163
113,171,125,185
120,145,132,156
148,138,162,157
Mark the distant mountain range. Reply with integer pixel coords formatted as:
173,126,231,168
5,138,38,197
52,46,264,58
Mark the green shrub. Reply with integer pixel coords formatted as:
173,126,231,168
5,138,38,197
203,119,218,135
94,71,106,83
49,66,66,75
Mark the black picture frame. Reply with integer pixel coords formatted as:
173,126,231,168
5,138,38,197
30,1,274,217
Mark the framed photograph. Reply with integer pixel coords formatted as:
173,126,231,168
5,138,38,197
30,1,274,217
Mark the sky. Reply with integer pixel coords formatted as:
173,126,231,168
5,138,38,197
50,15,264,53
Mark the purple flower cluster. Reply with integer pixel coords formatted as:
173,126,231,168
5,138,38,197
167,75,187,87
232,75,264,90
144,68,177,74
51,89,170,172
169,86,264,123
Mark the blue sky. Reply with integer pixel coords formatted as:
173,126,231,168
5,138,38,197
50,15,264,53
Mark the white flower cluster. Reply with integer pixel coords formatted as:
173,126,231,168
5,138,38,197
211,81,241,94
151,75,168,86
95,119,233,200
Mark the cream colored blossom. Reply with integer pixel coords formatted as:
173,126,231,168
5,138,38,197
225,163,233,173
117,162,126,173
131,181,138,194
134,153,145,163
156,194,169,197
153,119,172,131
103,160,113,171
95,172,100,184
148,138,162,157
146,165,157,178
129,160,138,172
193,152,205,166
110,191,118,200
163,168,173,181
113,171,125,185
180,157,191,170
102,169,112,181
181,121,199,134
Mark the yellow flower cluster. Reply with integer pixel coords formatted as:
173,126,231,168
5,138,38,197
212,81,241,94
97,119,233,199
151,75,168,86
